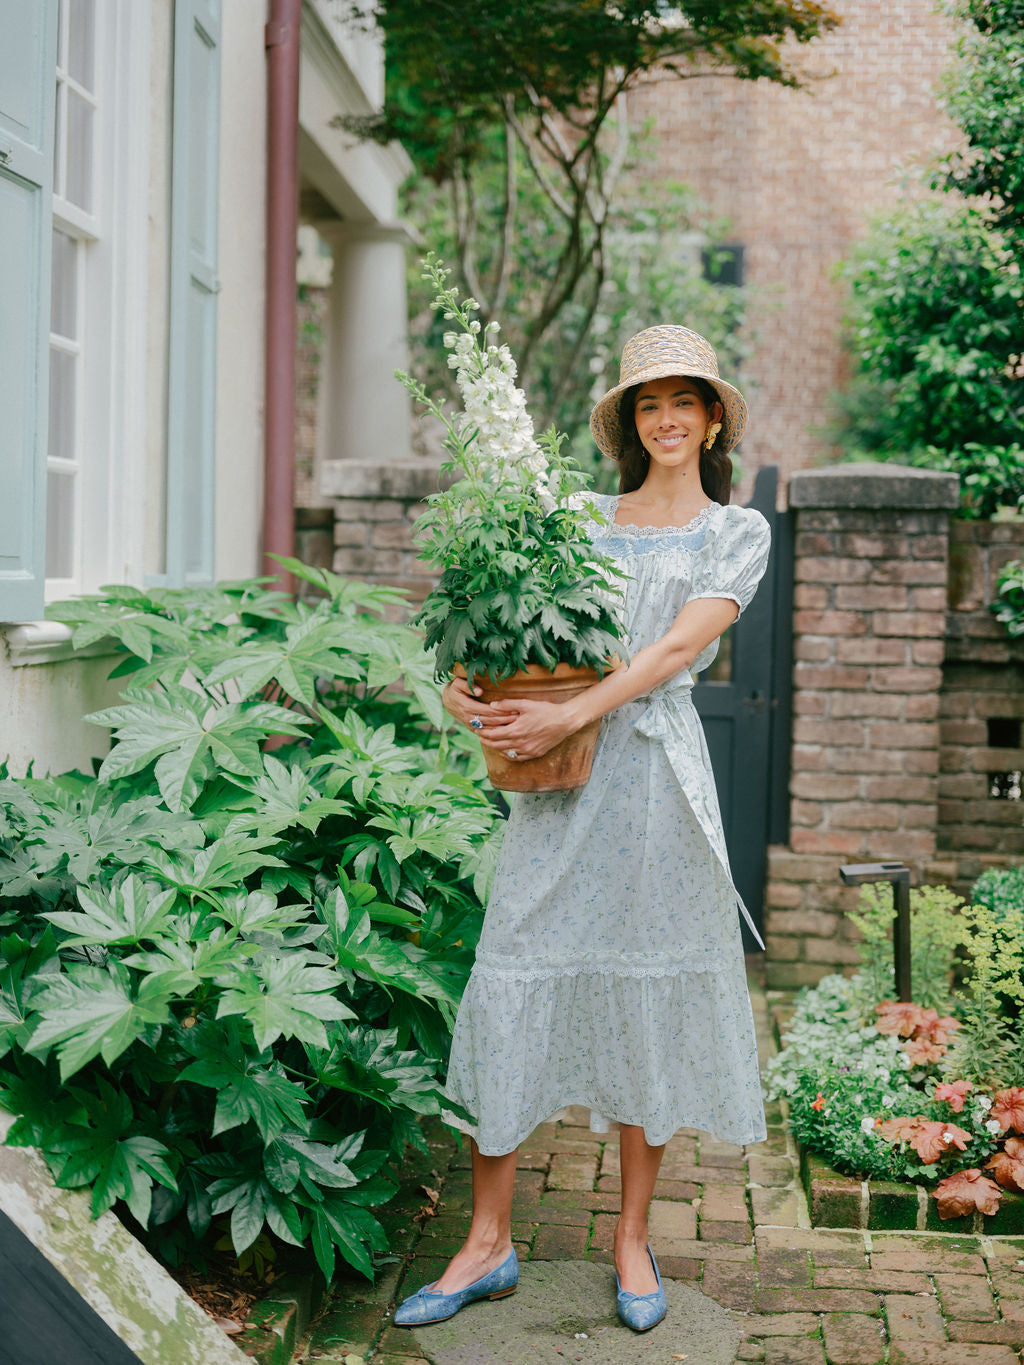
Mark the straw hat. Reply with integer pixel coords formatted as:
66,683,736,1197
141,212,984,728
589,325,747,460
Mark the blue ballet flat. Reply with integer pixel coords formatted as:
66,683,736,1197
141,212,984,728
392,1249,518,1327
616,1244,667,1332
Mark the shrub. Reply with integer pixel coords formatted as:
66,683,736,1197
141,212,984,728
0,563,501,1280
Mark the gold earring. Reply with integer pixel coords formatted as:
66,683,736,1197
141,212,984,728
703,422,723,452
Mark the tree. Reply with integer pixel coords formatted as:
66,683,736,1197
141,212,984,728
832,0,1024,512
340,1,839,447
941,0,1024,239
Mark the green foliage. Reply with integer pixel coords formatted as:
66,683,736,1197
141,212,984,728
832,200,1024,494
403,133,752,465
342,1,836,455
946,899,1024,1088
770,974,1002,1186
405,260,628,684
847,883,969,1013
940,0,1024,238
0,567,501,1281
972,863,1024,916
990,560,1024,637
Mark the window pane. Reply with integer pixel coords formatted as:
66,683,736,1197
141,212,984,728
53,79,63,195
48,347,76,462
66,89,93,212
68,0,96,92
50,228,77,338
46,468,76,579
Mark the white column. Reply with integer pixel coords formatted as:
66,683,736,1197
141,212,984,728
320,222,413,465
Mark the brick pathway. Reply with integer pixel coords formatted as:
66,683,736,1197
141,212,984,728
298,974,1024,1365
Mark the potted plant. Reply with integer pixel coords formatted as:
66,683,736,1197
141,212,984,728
399,257,627,793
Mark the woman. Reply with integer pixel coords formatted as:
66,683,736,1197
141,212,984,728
394,326,771,1333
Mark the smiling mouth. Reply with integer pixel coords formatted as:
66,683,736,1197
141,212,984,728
655,434,685,447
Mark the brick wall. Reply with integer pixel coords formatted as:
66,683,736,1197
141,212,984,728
628,0,961,495
938,521,1024,889
319,459,443,610
765,464,959,989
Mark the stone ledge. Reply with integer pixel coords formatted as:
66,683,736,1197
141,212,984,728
789,463,960,511
799,1149,1024,1237
320,459,444,501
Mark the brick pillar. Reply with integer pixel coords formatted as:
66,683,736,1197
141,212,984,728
320,458,443,609
765,464,959,989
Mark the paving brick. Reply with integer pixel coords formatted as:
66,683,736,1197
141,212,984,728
823,1311,887,1365
737,1312,820,1336
702,1258,758,1308
656,1255,701,1280
588,1212,618,1251
736,1341,766,1360
649,1198,698,1244
884,1292,946,1342
531,1223,589,1260
757,1248,813,1288
700,1219,753,1243
701,1185,750,1221
755,1288,880,1315
889,1345,1020,1364
747,1153,797,1187
545,1153,598,1191
814,1267,932,1294
763,1338,826,1364
946,1321,1024,1346
541,1189,621,1213
934,1273,997,1321
698,1137,747,1168
653,1178,701,1201
756,1226,867,1268
751,1185,803,1227
515,1201,591,1226
870,1235,986,1275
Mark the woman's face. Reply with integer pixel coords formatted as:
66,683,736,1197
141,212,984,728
633,376,720,471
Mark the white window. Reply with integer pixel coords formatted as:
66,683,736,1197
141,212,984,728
45,0,149,599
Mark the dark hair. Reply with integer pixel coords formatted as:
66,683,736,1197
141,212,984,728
615,377,733,504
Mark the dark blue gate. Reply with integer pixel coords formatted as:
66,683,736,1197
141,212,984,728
694,466,793,947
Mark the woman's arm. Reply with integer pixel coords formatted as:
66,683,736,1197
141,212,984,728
479,595,739,760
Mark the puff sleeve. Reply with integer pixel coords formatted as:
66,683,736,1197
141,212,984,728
689,504,771,617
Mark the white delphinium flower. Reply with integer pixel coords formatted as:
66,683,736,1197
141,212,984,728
985,1118,1002,1134
861,1116,878,1135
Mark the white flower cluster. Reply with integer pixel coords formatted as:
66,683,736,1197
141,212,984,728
443,321,556,509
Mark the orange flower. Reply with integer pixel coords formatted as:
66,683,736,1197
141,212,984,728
810,1092,826,1111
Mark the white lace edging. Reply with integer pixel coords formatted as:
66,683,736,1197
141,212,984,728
472,950,732,981
609,499,720,536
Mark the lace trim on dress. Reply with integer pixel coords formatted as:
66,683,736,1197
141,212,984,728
474,949,731,981
610,498,720,537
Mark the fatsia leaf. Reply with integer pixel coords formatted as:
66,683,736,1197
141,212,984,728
215,955,354,1050
990,1087,1024,1134
312,1025,448,1116
934,1167,1003,1220
180,1051,309,1141
208,1171,272,1255
309,1192,388,1281
224,757,350,838
45,876,177,947
205,612,362,707
88,685,308,811
26,965,177,1080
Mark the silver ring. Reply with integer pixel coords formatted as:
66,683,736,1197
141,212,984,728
469,717,483,730
505,749,518,759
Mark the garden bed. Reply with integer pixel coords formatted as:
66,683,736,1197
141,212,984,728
765,875,1024,1237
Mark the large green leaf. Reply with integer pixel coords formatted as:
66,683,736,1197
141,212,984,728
180,1029,309,1141
205,612,363,708
223,757,350,838
26,965,178,1080
88,685,308,811
45,876,177,948
215,955,354,1050
310,1192,389,1281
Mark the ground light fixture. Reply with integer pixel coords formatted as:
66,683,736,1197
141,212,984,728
838,861,912,1003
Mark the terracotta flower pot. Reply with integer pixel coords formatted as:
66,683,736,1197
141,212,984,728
454,662,604,793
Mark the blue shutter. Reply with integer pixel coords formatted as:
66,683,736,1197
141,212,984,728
159,0,221,587
0,2,58,621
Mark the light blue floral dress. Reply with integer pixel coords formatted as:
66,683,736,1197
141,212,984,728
445,495,772,1155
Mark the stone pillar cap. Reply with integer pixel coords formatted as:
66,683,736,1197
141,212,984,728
789,462,960,510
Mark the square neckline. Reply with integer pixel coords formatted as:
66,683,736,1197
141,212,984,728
608,495,720,536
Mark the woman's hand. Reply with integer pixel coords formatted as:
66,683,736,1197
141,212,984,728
477,697,584,761
442,676,516,737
